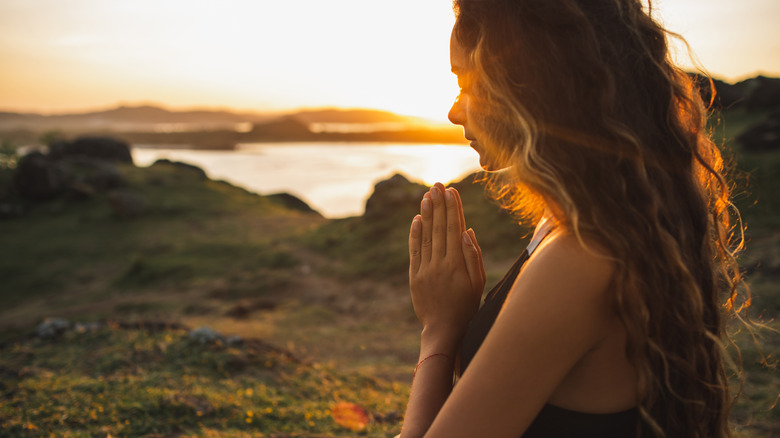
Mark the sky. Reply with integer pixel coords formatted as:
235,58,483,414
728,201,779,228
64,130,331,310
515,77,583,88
1,0,778,121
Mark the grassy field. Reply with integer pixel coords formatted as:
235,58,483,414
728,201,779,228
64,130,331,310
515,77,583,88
0,323,407,437
0,107,778,436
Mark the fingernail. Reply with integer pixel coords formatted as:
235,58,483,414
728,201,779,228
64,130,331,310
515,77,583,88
430,187,440,200
462,232,473,246
422,198,432,213
412,218,421,232
445,189,453,203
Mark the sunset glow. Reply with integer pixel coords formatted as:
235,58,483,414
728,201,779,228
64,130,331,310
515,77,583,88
0,0,458,120
1,0,778,119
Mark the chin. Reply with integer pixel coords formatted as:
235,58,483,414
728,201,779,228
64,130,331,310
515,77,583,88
479,156,509,172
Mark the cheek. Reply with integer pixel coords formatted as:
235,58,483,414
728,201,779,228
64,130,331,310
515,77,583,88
469,97,519,170
465,96,488,135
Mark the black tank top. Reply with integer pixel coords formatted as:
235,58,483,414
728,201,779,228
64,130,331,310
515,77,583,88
459,235,642,437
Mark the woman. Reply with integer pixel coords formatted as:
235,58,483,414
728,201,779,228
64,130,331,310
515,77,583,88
401,0,744,437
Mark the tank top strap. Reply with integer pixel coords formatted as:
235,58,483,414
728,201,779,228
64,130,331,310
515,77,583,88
525,216,555,256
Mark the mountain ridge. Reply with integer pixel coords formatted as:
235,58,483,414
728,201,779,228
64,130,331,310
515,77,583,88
0,105,435,130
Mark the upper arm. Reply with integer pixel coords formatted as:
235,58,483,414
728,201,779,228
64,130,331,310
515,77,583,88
423,233,616,437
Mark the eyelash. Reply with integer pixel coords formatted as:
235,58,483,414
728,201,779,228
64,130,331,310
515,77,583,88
457,76,470,94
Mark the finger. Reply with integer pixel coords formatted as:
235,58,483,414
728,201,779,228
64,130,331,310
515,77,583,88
430,185,447,259
451,187,466,234
468,228,486,285
445,188,462,257
420,197,433,263
409,215,422,274
462,231,484,295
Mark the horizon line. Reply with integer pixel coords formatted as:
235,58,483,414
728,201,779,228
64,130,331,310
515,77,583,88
0,102,452,124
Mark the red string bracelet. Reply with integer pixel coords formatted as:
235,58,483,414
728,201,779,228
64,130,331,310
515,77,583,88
414,353,451,377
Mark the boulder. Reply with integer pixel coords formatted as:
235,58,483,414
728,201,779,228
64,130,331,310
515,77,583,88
49,136,133,164
13,152,67,199
363,173,427,222
13,136,129,202
188,326,241,345
36,317,70,338
61,156,125,190
151,158,207,180
13,152,126,201
189,326,223,344
61,157,125,201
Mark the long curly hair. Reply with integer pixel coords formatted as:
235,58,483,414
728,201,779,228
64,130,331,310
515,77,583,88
452,0,747,436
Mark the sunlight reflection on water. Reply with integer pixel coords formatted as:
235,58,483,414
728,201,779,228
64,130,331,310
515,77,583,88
131,142,480,218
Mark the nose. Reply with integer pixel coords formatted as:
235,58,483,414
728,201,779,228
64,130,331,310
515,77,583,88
448,95,466,126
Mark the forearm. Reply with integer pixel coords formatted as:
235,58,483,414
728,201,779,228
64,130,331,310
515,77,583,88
402,185,485,437
400,328,460,438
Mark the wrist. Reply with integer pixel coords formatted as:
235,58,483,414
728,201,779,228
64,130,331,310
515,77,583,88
420,324,462,357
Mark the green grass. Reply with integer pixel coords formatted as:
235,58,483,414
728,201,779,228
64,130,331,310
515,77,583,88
729,320,780,437
0,325,408,437
0,161,322,312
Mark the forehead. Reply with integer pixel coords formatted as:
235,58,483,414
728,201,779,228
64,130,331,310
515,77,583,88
449,28,468,73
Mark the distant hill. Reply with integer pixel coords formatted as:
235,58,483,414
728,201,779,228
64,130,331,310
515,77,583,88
0,105,433,133
692,74,780,110
0,105,464,147
0,105,270,135
287,108,414,124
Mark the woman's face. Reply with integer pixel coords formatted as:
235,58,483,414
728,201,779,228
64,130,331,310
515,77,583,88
448,30,506,171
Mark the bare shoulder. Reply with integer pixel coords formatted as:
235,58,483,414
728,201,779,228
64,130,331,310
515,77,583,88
503,229,616,329
520,229,614,295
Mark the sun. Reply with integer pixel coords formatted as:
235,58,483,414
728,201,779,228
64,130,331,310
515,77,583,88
386,145,480,186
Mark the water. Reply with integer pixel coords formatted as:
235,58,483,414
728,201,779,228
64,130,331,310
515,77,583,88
131,142,480,218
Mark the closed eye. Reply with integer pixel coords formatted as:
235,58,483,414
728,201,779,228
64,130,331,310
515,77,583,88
455,73,471,94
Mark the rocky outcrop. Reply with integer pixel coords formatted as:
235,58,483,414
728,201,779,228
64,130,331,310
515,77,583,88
267,192,321,216
49,136,134,164
363,173,427,222
13,151,68,199
150,158,207,180
62,156,125,191
9,136,143,219
13,150,126,201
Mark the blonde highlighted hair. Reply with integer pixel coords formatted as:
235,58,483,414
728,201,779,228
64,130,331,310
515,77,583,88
453,0,747,436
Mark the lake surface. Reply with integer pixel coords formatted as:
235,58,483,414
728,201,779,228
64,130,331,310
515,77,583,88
131,142,480,218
